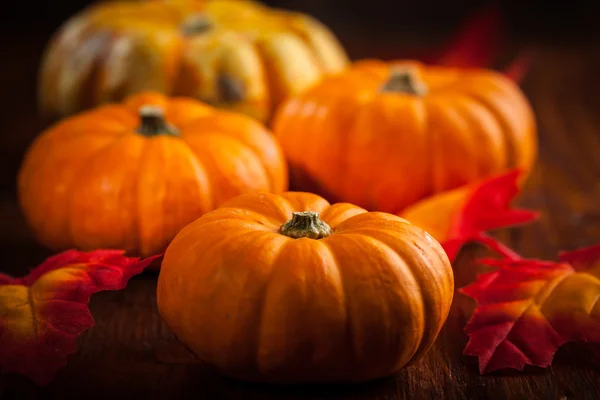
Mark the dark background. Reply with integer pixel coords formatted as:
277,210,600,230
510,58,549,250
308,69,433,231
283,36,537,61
3,0,600,40
3,1,600,399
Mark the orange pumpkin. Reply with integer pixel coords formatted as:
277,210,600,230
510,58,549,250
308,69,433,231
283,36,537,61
157,191,454,383
38,0,349,122
273,60,537,214
18,91,288,258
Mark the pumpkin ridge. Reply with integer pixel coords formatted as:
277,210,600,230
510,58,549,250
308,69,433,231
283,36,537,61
440,94,482,189
277,192,331,217
361,94,431,213
182,134,226,208
193,212,277,233
135,137,191,256
254,237,297,374
254,39,282,117
176,137,215,216
317,239,353,374
458,80,518,169
18,132,124,250
37,108,131,158
321,93,365,198
187,133,272,205
136,137,169,257
219,192,294,223
60,138,124,247
425,98,461,194
362,231,433,368
256,33,322,111
216,124,280,191
215,42,257,105
452,93,508,177
333,220,413,235
162,228,271,366
131,136,150,256
78,30,115,113
66,134,143,251
209,207,285,230
345,227,453,362
325,232,425,377
420,91,435,205
206,230,287,370
49,22,97,116
278,18,327,74
259,237,350,375
162,137,220,254
318,203,368,230
193,210,280,235
279,14,348,73
276,97,323,193
337,230,431,367
17,129,71,197
337,93,377,203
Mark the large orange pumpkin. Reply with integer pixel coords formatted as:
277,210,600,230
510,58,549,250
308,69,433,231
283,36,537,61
273,60,537,214
157,191,454,383
39,0,349,122
18,91,288,258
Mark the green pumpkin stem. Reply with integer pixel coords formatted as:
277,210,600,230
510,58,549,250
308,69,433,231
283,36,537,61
279,211,332,239
380,68,428,96
181,14,213,36
137,106,179,137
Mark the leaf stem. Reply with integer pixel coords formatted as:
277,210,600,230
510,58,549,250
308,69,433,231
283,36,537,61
476,233,522,260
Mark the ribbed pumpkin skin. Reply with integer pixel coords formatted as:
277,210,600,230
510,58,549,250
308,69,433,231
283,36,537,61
272,60,537,214
18,91,288,258
157,191,454,383
38,0,349,122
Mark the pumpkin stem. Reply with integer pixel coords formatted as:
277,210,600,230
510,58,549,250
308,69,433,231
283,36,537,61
137,106,179,137
380,68,428,96
181,14,213,36
279,211,332,239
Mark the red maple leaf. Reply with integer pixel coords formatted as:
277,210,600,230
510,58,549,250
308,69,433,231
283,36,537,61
461,244,600,373
436,5,504,69
0,250,161,385
432,5,533,84
399,169,538,263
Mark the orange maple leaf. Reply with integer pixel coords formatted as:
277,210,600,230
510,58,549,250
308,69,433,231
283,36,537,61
461,244,600,373
0,250,160,385
400,169,538,263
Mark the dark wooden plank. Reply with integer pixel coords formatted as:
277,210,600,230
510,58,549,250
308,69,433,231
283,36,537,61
2,27,600,400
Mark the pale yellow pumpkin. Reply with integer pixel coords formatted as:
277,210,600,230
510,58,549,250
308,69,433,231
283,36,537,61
39,0,349,122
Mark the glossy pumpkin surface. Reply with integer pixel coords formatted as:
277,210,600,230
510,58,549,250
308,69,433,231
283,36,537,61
157,191,454,383
273,60,537,214
18,91,288,258
39,0,349,122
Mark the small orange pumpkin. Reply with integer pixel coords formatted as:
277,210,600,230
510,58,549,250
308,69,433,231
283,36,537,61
273,60,537,214
18,91,288,258
157,191,454,383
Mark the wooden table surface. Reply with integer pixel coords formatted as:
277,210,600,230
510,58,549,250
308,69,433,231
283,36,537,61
2,28,600,400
